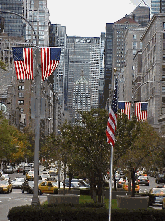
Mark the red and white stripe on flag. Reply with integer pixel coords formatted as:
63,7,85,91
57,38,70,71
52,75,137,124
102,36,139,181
106,107,117,147
135,102,147,121
41,47,59,81
120,102,131,120
14,48,33,80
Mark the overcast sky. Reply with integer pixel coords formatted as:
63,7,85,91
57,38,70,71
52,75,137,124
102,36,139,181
47,0,151,37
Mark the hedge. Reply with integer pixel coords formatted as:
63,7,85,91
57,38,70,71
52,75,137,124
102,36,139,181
8,204,165,221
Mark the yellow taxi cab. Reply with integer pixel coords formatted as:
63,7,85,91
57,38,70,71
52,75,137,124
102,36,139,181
38,181,58,194
26,171,34,181
0,180,12,193
123,181,140,193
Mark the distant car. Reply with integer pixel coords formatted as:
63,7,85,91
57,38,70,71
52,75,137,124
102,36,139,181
0,180,12,193
149,187,165,206
3,166,13,174
38,181,58,194
11,177,25,189
64,179,90,189
156,174,165,184
49,170,57,177
23,165,31,175
17,165,24,173
26,171,34,181
40,174,50,181
137,176,150,186
117,178,126,188
1,174,10,181
123,181,140,193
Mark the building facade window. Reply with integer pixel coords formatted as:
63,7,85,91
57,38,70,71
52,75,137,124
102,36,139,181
133,34,136,39
18,85,24,90
132,42,137,49
18,100,24,105
18,92,24,98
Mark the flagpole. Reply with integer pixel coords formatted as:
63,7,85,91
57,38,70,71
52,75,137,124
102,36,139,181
109,144,113,221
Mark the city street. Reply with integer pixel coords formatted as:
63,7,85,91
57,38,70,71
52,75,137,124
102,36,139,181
0,188,47,221
0,173,163,221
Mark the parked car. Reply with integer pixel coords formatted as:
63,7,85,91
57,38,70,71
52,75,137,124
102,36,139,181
11,177,25,189
38,181,58,194
0,180,12,193
149,186,165,206
156,174,165,184
3,166,13,174
137,176,150,186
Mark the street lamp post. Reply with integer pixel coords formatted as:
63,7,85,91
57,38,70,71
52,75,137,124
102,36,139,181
0,9,40,205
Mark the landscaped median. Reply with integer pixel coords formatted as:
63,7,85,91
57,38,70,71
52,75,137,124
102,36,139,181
8,197,165,221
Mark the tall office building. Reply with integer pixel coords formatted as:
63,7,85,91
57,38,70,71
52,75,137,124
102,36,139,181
104,23,113,108
72,75,91,124
129,5,150,27
98,32,105,109
0,0,24,37
123,27,146,102
112,16,140,74
141,13,165,134
49,23,68,132
23,0,49,46
151,0,165,16
66,36,101,123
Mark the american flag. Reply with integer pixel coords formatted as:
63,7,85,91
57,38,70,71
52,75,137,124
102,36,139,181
12,47,33,80
135,102,148,121
106,79,118,146
41,47,61,81
118,101,131,119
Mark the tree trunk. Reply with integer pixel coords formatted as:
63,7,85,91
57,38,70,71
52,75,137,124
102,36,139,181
113,170,117,190
63,161,66,191
131,168,135,197
90,175,97,203
68,171,72,190
128,176,131,195
97,172,103,203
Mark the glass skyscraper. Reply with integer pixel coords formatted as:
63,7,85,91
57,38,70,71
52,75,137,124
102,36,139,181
151,0,165,16
0,0,24,37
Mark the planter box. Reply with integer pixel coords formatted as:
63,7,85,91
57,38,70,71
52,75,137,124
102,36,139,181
58,189,80,195
47,194,80,205
116,195,149,209
104,189,128,199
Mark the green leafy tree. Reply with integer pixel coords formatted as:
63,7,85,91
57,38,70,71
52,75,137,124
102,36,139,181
0,111,32,163
115,117,164,196
67,108,110,203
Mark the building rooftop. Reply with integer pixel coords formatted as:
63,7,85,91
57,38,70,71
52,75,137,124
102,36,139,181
114,16,139,25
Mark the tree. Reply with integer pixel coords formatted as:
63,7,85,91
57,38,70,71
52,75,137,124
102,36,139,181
115,117,164,196
67,109,111,203
0,60,7,70
0,111,32,164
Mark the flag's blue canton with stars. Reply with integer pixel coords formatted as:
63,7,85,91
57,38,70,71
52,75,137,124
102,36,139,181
106,78,118,146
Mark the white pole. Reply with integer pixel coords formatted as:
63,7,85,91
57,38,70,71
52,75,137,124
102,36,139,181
109,145,113,221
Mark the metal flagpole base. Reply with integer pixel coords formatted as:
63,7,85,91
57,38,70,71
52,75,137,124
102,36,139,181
31,196,40,205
